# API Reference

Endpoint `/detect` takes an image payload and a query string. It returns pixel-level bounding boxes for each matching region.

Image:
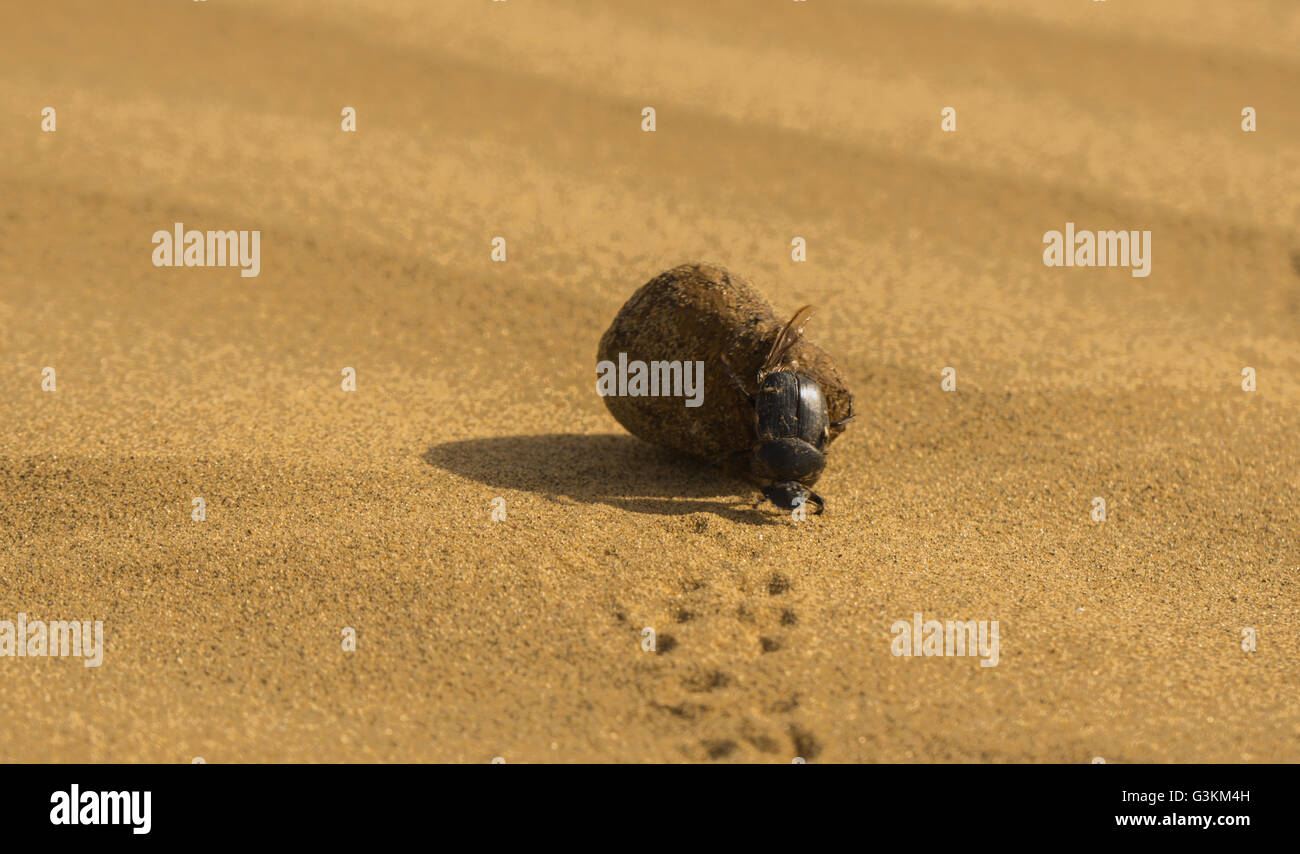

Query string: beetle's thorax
[751,437,826,486]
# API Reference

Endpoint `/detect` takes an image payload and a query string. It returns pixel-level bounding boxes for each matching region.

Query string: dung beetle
[721,305,853,515]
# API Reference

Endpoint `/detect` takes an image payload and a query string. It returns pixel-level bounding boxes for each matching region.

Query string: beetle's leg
[717,449,769,509]
[720,450,757,481]
[829,406,856,430]
[719,353,754,406]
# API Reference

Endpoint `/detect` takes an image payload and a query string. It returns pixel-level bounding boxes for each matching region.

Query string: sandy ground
[2,0,1298,763]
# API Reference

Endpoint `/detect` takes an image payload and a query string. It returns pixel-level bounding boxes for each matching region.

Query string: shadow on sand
[422,433,773,523]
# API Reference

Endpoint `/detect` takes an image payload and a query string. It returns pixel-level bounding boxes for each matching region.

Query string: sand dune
[1,0,1297,762]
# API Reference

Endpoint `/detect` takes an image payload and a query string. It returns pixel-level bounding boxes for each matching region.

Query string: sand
[1,0,1298,763]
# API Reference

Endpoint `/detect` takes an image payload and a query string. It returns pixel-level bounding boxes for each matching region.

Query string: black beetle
[721,305,852,515]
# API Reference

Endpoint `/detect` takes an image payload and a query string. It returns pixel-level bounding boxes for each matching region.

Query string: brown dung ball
[597,263,854,462]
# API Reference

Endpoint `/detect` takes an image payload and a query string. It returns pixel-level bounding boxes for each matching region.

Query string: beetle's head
[762,481,824,515]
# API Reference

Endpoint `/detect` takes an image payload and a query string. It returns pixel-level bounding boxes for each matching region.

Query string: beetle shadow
[422,433,775,524]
